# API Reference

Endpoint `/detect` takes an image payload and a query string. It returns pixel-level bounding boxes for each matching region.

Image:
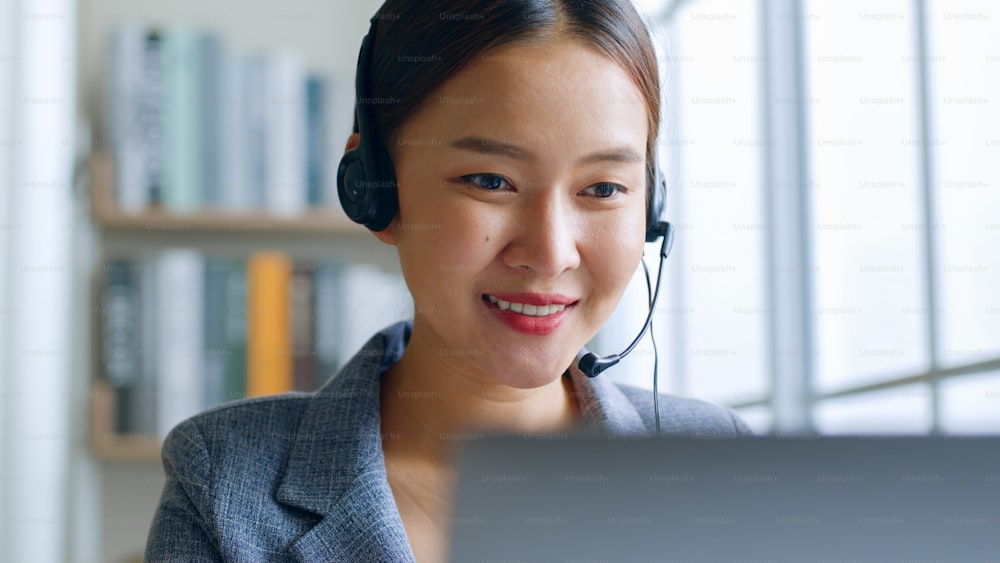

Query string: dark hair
[359,0,661,205]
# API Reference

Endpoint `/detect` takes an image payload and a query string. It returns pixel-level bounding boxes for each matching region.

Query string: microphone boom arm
[578,222,674,378]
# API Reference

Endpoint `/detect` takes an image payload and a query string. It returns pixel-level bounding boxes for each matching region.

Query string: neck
[380,326,581,461]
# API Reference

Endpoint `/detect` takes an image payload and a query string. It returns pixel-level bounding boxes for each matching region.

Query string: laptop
[449,433,1000,561]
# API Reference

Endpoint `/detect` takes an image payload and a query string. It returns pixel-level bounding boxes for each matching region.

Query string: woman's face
[379,38,649,389]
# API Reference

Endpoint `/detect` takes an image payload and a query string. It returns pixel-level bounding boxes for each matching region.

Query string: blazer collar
[277,322,414,562]
[565,349,649,437]
[275,321,648,560]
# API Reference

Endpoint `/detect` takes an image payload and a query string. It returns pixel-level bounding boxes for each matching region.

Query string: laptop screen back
[449,434,1000,561]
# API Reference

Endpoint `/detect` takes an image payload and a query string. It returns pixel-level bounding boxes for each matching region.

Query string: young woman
[146,1,752,561]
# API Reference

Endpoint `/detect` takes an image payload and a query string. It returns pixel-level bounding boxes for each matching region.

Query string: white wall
[0,0,12,555]
[0,0,78,562]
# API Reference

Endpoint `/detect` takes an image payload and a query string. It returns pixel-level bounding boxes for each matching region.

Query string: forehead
[399,38,649,154]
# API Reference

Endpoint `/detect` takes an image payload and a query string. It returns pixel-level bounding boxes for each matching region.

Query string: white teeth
[486,295,568,317]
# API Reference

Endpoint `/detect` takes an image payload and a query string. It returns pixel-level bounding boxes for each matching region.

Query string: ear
[371,217,398,246]
[344,132,361,152]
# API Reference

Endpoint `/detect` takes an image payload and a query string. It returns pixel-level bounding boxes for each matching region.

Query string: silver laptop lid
[449,434,1000,561]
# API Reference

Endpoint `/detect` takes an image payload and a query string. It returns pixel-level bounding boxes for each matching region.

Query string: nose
[499,193,581,278]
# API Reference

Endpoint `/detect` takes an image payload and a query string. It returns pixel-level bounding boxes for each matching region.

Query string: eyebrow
[449,136,644,165]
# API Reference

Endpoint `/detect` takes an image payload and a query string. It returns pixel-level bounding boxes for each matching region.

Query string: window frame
[653,0,1000,435]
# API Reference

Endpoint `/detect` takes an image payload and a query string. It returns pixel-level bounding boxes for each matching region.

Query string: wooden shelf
[90,380,161,462]
[86,153,393,460]
[89,152,367,235]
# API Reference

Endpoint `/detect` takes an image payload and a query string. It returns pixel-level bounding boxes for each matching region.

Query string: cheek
[395,192,497,304]
[586,209,647,303]
[595,241,643,295]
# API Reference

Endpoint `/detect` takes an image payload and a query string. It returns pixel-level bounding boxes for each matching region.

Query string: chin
[482,348,576,390]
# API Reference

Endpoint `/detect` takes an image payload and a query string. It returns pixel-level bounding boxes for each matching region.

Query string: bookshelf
[87,152,405,462]
[90,151,363,235]
[90,380,162,461]
[77,4,387,560]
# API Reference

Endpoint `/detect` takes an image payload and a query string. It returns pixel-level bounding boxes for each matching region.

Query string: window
[805,0,928,393]
[600,0,1000,436]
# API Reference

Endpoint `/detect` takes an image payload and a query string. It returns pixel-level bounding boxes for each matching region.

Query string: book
[199,33,224,209]
[291,262,317,391]
[107,24,148,213]
[305,76,326,207]
[224,260,248,401]
[155,249,205,438]
[101,259,141,433]
[243,55,268,211]
[220,51,252,212]
[161,27,204,214]
[313,260,343,383]
[129,257,158,437]
[247,252,293,397]
[203,258,230,407]
[141,29,165,206]
[264,51,308,217]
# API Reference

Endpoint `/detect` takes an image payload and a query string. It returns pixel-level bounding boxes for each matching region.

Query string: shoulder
[158,393,317,515]
[152,393,321,558]
[613,383,755,437]
[162,392,313,469]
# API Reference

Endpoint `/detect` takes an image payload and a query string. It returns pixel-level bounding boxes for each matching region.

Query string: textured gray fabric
[145,321,753,562]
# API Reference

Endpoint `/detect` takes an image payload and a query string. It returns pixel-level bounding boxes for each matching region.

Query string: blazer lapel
[275,323,416,562]
[285,462,413,562]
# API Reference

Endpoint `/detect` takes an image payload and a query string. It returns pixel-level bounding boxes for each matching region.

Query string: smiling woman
[382,38,649,394]
[144,1,753,562]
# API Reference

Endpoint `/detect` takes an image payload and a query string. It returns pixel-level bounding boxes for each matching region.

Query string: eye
[582,182,627,199]
[460,173,511,191]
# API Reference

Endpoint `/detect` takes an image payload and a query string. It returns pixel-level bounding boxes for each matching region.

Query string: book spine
[108,23,148,213]
[264,52,307,217]
[291,262,316,391]
[247,252,292,396]
[224,260,248,401]
[132,256,158,437]
[101,259,141,433]
[305,76,325,207]
[162,27,203,214]
[141,30,164,206]
[313,260,343,383]
[203,258,229,407]
[244,56,267,211]
[200,33,223,209]
[220,51,251,212]
[156,248,205,438]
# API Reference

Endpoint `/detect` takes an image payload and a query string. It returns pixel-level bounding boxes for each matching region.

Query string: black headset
[340,6,675,434]
[338,10,668,243]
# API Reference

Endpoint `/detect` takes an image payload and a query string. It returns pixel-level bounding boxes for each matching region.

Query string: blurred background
[0,0,996,561]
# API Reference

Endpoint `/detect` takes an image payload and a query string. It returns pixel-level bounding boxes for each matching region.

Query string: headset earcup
[645,167,667,243]
[367,157,398,232]
[338,149,377,227]
[336,146,398,232]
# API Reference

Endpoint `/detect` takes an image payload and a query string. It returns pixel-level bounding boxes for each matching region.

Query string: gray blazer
[145,321,753,562]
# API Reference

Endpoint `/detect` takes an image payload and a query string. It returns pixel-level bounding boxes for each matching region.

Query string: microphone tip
[578,353,601,378]
[577,352,621,378]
